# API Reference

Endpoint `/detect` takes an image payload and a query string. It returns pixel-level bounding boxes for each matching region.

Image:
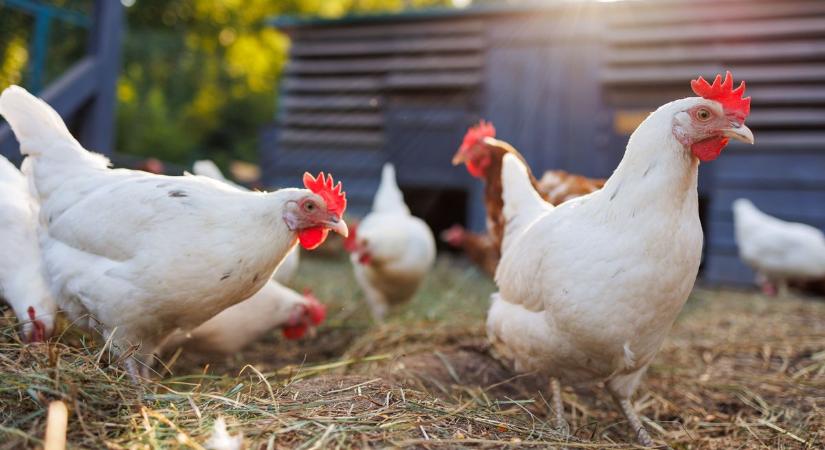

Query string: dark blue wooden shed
[264,0,825,285]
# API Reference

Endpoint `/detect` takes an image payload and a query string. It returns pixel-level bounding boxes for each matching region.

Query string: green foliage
[116,0,455,167]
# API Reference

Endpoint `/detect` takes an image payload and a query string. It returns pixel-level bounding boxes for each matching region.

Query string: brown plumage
[446,121,605,276]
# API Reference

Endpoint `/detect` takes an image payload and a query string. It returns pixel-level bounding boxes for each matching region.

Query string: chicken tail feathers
[193,159,227,181]
[0,85,107,169]
[501,154,552,249]
[372,162,410,214]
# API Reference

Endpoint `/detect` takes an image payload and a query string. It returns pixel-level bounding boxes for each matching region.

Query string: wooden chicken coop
[264,0,825,286]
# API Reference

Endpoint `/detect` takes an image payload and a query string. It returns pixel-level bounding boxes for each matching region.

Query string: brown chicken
[440,224,499,276]
[445,121,605,276]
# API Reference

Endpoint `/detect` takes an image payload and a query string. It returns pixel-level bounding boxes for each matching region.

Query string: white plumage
[156,161,316,356]
[0,155,56,341]
[160,280,317,355]
[733,198,825,294]
[489,93,753,446]
[192,159,300,284]
[0,86,347,377]
[349,163,436,321]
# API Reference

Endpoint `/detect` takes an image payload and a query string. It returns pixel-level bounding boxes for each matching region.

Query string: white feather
[205,417,243,450]
[160,280,308,355]
[192,159,300,283]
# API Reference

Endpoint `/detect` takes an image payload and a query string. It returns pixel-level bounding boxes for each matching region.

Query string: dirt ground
[1,255,823,449]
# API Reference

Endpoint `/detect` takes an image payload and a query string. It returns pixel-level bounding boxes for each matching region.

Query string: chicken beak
[451,150,466,166]
[722,123,754,145]
[326,217,348,237]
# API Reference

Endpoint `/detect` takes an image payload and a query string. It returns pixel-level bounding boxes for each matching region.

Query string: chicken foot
[610,390,657,448]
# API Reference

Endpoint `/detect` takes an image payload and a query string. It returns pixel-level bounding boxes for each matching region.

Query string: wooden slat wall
[601,0,825,285]
[266,18,483,217]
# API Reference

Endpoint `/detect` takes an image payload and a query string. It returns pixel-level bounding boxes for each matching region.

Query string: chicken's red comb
[691,71,750,122]
[303,172,346,218]
[460,120,496,151]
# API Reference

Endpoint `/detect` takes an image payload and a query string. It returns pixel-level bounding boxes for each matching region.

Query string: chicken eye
[304,202,316,212]
[696,108,712,121]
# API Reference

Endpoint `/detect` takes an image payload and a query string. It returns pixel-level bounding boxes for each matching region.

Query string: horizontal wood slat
[607,40,825,65]
[283,77,381,92]
[291,20,483,41]
[279,129,384,147]
[286,54,483,75]
[385,72,482,89]
[282,112,383,128]
[291,36,483,57]
[604,1,825,28]
[281,95,383,111]
[602,64,825,85]
[607,17,825,45]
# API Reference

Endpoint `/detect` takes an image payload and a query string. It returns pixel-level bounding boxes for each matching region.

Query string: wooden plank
[283,76,381,92]
[711,188,825,222]
[702,252,755,285]
[708,216,825,254]
[715,152,825,189]
[601,64,825,85]
[282,112,383,128]
[281,95,382,111]
[271,149,385,178]
[605,1,825,28]
[607,17,825,45]
[607,40,825,65]
[278,129,384,147]
[385,72,482,89]
[291,36,483,57]
[286,55,483,75]
[726,131,825,152]
[747,109,825,128]
[605,85,825,108]
[291,20,482,41]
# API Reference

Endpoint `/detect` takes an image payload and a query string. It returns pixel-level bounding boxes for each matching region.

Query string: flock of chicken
[0,71,818,447]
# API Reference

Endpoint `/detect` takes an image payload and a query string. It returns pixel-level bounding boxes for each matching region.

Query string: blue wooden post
[80,0,124,155]
[29,9,53,93]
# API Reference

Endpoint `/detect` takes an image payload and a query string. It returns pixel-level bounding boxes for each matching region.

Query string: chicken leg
[609,390,655,448]
[550,378,568,432]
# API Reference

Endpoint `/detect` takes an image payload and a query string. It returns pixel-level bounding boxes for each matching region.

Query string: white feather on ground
[205,417,243,450]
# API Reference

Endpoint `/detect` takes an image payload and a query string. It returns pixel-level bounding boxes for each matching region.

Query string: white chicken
[160,281,326,356]
[192,159,300,284]
[488,72,754,446]
[0,86,348,379]
[0,155,56,342]
[733,198,825,296]
[345,163,435,321]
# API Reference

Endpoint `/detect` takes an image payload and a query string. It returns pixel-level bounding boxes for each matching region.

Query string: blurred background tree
[117,0,457,169]
[0,0,460,169]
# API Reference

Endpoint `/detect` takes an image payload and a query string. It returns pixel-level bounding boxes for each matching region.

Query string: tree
[116,0,454,169]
